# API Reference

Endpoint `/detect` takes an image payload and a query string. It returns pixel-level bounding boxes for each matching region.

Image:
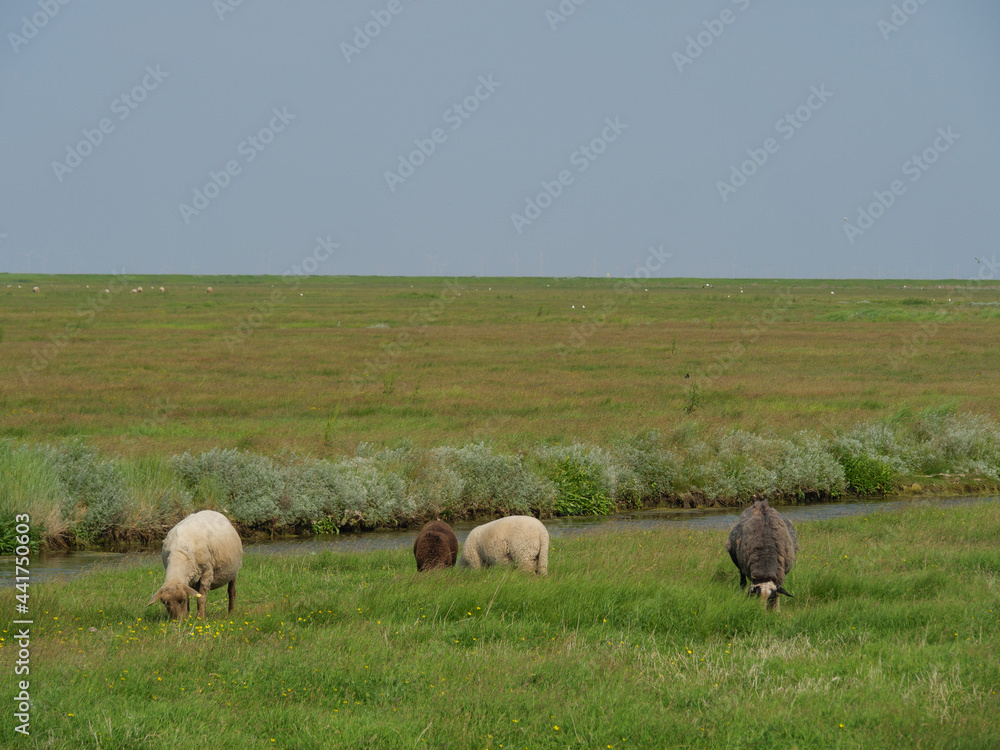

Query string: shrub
[49,439,130,539]
[613,431,679,506]
[701,431,779,503]
[547,457,614,516]
[773,432,846,500]
[911,411,1000,479]
[433,443,555,517]
[833,421,912,475]
[325,457,410,529]
[840,453,896,495]
[171,448,283,527]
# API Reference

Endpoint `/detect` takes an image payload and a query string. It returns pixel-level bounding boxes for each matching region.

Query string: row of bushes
[3,410,1000,550]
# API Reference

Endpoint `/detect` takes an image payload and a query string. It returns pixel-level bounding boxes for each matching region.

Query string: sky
[1,0,998,280]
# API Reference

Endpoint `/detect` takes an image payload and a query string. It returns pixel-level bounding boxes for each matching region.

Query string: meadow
[2,501,998,749]
[3,274,1000,548]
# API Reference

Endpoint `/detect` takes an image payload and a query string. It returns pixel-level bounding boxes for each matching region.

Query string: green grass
[3,275,1000,456]
[3,502,999,748]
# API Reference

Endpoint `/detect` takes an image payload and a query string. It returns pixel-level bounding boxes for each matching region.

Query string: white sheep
[159,286,165,292]
[206,286,213,293]
[32,286,39,293]
[147,510,243,620]
[459,515,549,574]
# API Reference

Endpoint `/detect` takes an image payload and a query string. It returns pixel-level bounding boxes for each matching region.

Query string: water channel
[3,493,996,586]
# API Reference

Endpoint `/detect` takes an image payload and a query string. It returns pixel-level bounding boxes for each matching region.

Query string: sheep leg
[228,578,237,612]
[739,573,747,589]
[196,575,213,618]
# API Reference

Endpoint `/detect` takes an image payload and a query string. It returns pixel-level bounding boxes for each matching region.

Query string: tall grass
[3,410,1000,550]
[3,502,998,748]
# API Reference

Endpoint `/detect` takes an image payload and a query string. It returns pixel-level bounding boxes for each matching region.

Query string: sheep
[147,510,243,620]
[459,515,548,575]
[413,520,459,571]
[136,286,143,293]
[159,286,165,292]
[725,499,798,610]
[206,286,213,293]
[32,286,39,293]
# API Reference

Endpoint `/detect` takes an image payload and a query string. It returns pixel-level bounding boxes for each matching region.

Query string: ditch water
[3,493,997,586]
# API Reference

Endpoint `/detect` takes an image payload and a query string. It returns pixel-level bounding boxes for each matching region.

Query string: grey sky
[2,1,998,279]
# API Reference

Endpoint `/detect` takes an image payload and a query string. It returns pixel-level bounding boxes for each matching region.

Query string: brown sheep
[413,520,459,571]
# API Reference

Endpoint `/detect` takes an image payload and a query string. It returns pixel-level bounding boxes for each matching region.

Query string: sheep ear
[147,589,164,606]
[186,586,201,598]
[776,586,793,597]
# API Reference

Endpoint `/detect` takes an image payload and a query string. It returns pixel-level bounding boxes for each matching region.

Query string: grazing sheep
[413,520,459,571]
[32,286,40,293]
[206,286,213,293]
[459,515,548,575]
[725,499,798,610]
[136,286,143,293]
[147,510,243,620]
[159,286,165,292]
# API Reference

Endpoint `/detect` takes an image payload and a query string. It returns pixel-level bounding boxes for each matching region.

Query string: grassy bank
[3,407,1000,551]
[3,502,998,748]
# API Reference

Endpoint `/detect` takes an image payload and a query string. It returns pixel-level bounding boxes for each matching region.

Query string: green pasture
[2,501,998,748]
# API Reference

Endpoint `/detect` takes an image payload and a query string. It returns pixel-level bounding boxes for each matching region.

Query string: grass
[3,275,1000,457]
[3,501,999,748]
[4,274,1000,548]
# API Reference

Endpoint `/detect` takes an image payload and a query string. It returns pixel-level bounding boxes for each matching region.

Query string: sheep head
[148,582,201,620]
[748,581,792,610]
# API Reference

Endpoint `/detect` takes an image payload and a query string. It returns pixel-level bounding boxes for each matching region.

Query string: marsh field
[3,275,1000,748]
[4,274,1000,454]
[3,274,1000,548]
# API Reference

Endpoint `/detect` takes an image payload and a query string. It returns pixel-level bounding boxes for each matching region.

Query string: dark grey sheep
[725,499,798,610]
[413,520,459,571]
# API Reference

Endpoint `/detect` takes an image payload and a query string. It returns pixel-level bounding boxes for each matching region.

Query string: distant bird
[975,257,982,264]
